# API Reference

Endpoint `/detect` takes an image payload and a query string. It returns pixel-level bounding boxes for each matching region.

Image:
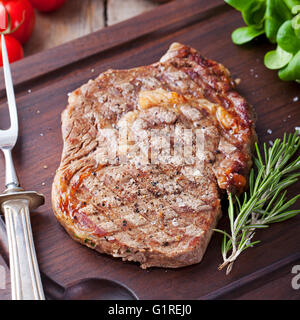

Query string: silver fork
[0,34,45,300]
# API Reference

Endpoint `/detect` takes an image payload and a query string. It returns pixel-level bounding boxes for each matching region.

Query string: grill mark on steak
[79,164,211,238]
[60,156,220,258]
[52,43,256,268]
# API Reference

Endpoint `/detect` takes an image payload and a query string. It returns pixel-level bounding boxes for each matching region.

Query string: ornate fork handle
[0,34,45,300]
[1,194,45,300]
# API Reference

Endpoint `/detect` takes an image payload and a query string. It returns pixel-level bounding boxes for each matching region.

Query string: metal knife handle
[3,198,45,300]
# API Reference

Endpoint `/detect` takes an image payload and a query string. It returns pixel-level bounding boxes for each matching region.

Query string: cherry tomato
[29,0,67,12]
[0,0,35,44]
[0,35,24,66]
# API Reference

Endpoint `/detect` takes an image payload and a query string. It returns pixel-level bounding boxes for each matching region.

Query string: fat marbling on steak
[52,43,256,268]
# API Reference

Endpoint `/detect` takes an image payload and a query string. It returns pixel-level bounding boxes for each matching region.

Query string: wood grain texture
[0,0,299,300]
[24,0,162,56]
[0,0,222,92]
[24,0,105,56]
[107,0,158,26]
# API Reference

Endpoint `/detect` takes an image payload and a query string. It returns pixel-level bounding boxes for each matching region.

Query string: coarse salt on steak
[52,43,256,268]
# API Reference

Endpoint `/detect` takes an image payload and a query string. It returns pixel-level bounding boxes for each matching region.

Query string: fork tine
[1,34,18,136]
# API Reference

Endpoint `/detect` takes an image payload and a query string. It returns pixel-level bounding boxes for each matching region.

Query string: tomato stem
[0,6,25,35]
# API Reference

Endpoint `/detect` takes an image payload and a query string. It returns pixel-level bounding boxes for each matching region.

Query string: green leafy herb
[232,26,265,45]
[279,51,300,80]
[242,1,266,26]
[277,20,300,54]
[265,0,292,42]
[224,0,250,12]
[214,132,300,275]
[292,5,300,37]
[264,45,293,69]
[225,0,300,82]
[285,0,300,10]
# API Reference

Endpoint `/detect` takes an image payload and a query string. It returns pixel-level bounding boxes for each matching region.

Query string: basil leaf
[278,51,300,80]
[265,0,292,42]
[224,0,250,11]
[264,46,293,69]
[277,20,300,53]
[242,1,266,26]
[232,26,265,45]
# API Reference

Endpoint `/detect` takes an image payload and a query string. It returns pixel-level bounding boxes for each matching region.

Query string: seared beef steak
[52,43,256,268]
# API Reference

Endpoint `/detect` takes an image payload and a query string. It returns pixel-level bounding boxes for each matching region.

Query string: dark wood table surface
[0,0,299,300]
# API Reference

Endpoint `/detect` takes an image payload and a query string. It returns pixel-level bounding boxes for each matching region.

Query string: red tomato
[0,35,24,66]
[29,0,67,12]
[0,0,35,44]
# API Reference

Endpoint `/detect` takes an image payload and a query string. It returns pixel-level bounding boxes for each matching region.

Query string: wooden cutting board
[0,0,299,300]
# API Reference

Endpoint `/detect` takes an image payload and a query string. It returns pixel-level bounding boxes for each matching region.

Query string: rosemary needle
[214,132,300,275]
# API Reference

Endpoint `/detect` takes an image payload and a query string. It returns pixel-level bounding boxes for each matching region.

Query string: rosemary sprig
[214,132,300,275]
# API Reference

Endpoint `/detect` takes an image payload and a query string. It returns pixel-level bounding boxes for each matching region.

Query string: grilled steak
[52,43,256,268]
